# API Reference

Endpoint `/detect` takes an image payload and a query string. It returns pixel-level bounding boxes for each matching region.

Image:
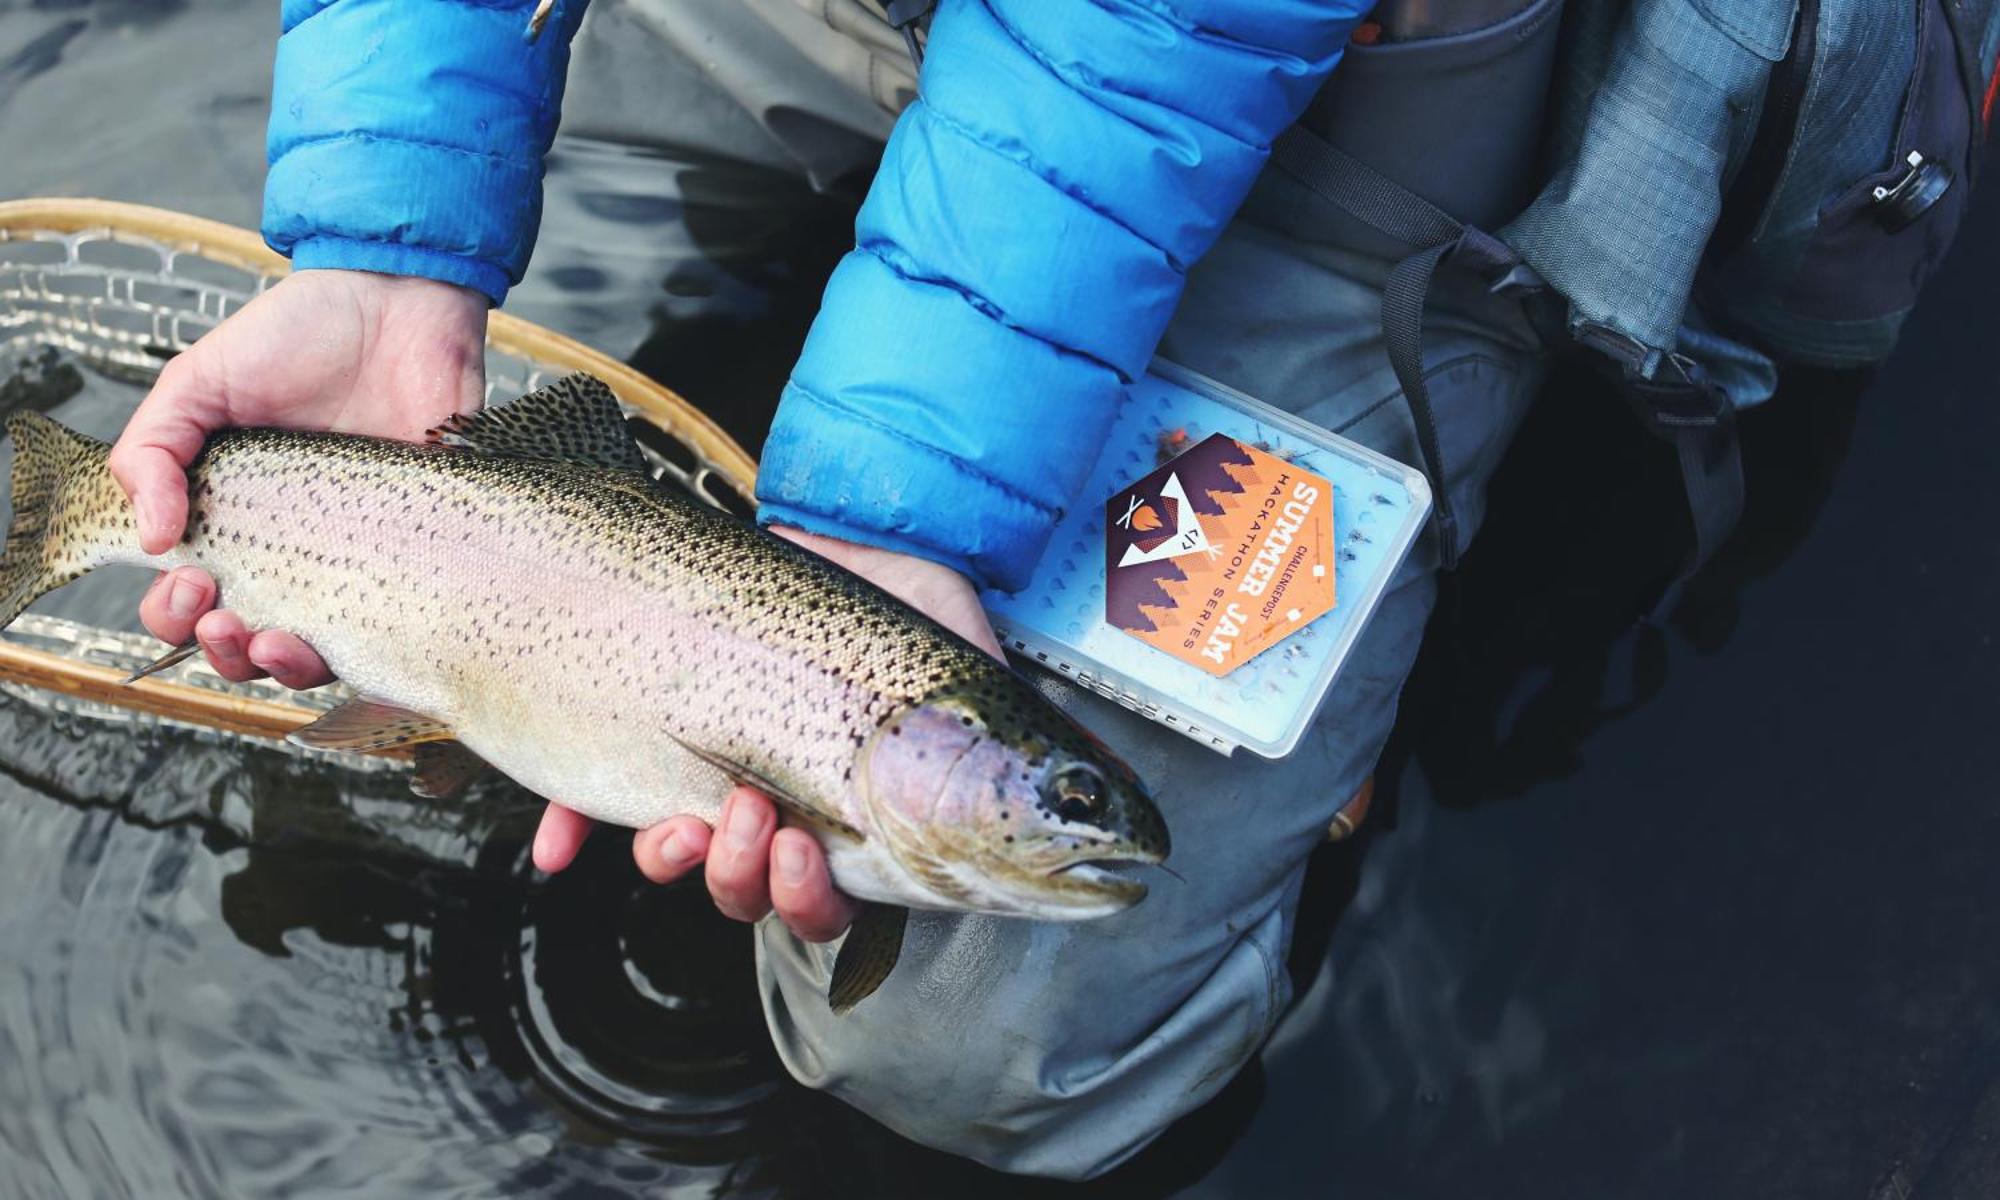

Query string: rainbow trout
[0,375,1169,1009]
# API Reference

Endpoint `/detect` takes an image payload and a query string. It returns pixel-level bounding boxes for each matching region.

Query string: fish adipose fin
[410,740,491,799]
[288,697,455,752]
[425,374,649,473]
[829,902,908,1015]
[666,733,864,839]
[2,411,123,630]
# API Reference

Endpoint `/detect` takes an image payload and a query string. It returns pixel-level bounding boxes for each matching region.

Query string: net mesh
[0,219,753,515]
[0,207,757,751]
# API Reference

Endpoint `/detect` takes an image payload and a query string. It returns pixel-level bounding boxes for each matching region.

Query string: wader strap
[1273,125,1532,568]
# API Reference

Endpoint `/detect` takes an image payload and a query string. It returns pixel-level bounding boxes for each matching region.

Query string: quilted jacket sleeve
[754,0,1368,591]
[262,0,588,305]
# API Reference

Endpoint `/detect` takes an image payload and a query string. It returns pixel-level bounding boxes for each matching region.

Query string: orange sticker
[1105,434,1336,676]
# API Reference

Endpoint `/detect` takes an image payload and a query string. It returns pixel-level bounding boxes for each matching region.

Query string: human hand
[112,270,488,688]
[533,527,1008,943]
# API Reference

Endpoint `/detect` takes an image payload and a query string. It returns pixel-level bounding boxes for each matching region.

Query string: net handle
[0,197,760,501]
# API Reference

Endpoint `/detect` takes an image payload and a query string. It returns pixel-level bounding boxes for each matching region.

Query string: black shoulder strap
[1271,123,1744,609]
[1272,125,1530,569]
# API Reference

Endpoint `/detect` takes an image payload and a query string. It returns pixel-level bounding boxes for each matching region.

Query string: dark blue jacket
[265,0,1368,590]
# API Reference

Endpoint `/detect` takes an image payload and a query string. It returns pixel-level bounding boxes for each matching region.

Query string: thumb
[107,360,221,555]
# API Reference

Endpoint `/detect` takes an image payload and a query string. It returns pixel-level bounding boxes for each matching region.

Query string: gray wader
[548,0,1560,1179]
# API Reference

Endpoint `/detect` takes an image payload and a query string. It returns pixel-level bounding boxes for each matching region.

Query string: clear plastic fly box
[981,360,1432,759]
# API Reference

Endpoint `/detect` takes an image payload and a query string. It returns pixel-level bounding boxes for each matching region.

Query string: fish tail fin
[2,411,121,628]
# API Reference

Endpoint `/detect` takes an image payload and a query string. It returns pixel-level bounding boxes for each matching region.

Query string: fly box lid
[981,360,1432,759]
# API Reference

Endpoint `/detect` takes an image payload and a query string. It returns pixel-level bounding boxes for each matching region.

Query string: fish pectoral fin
[120,638,200,685]
[665,733,863,839]
[425,373,649,474]
[828,902,908,1016]
[410,740,491,799]
[287,697,455,753]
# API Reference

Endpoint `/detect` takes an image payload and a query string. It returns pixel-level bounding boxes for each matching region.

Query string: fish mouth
[1049,861,1149,904]
[1043,848,1165,907]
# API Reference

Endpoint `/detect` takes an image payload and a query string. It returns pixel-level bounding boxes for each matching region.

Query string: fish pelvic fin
[828,902,908,1016]
[666,733,864,840]
[287,697,455,753]
[426,373,649,473]
[410,739,491,799]
[2,411,122,629]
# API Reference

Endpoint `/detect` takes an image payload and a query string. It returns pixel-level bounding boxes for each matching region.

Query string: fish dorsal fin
[425,373,648,472]
[288,697,455,752]
[829,903,908,1015]
[666,733,863,839]
[410,740,491,799]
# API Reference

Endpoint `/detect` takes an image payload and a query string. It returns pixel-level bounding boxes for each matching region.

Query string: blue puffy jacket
[265,0,1368,590]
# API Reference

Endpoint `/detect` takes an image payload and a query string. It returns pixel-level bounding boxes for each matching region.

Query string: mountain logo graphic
[1114,471,1214,567]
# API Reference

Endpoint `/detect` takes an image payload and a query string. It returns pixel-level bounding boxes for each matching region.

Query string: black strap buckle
[1624,353,1734,437]
[1574,323,1733,437]
[883,0,935,67]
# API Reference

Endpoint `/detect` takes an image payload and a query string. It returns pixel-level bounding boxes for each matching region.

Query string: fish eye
[1044,765,1105,824]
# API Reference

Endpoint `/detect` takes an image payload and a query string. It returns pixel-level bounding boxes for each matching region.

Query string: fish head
[856,679,1170,919]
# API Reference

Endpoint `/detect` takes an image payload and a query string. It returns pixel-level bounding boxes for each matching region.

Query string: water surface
[4,4,1999,1197]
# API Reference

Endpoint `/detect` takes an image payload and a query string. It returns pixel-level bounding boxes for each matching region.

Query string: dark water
[4,3,2000,1197]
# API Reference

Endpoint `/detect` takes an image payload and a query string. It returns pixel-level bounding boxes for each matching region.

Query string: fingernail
[132,492,156,541]
[166,577,202,620]
[659,828,698,869]
[199,631,240,666]
[774,839,807,885]
[723,799,763,851]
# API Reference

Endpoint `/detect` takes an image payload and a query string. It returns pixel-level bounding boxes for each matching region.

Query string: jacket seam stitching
[979,0,1262,154]
[913,100,1186,272]
[274,129,541,170]
[779,382,1062,518]
[1091,0,1316,65]
[854,241,1133,381]
[293,234,495,266]
[284,0,535,36]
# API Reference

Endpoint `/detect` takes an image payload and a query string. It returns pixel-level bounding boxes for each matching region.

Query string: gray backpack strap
[1272,125,1535,569]
[1273,120,1745,607]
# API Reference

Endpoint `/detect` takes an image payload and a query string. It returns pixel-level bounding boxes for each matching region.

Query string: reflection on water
[0,687,827,1197]
[5,2,2000,1198]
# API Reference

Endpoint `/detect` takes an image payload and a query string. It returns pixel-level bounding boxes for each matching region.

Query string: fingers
[584,788,859,943]
[193,609,263,683]
[140,568,215,645]
[767,828,857,943]
[632,816,712,884]
[533,803,593,873]
[245,630,336,690]
[108,359,220,555]
[705,787,776,922]
[141,569,333,689]
[701,789,857,941]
